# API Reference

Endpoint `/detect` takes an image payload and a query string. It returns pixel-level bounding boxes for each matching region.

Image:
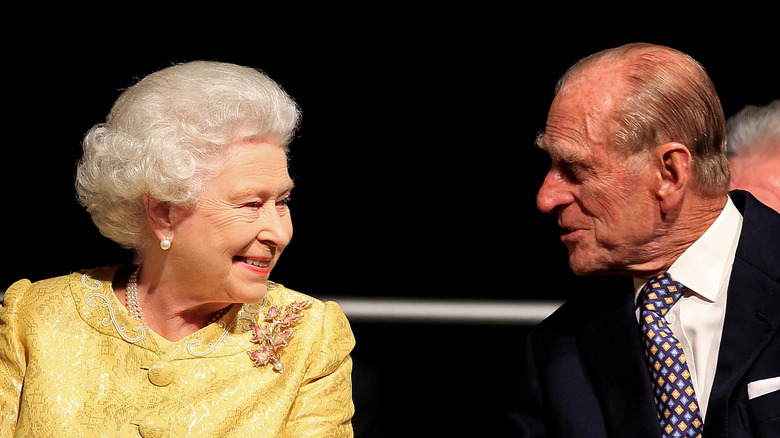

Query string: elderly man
[509,43,780,438]
[727,100,780,213]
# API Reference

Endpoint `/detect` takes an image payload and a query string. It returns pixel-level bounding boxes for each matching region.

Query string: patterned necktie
[640,272,704,438]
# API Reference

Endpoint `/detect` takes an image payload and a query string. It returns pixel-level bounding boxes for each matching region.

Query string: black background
[2,15,777,436]
[4,26,776,299]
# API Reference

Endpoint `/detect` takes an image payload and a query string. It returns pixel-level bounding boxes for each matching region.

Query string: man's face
[729,143,780,213]
[536,70,658,276]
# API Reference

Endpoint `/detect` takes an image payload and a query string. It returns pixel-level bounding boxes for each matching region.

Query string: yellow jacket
[0,266,354,437]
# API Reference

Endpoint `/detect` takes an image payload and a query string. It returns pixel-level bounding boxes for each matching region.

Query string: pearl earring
[160,236,172,250]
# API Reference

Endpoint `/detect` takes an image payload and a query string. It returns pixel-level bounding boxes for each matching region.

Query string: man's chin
[567,254,601,277]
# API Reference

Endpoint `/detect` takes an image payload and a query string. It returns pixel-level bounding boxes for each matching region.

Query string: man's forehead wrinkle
[543,110,592,161]
[541,60,629,168]
[550,78,624,155]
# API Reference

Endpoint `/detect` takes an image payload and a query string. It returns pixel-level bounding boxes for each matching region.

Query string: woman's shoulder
[264,281,349,321]
[2,266,121,313]
[3,271,84,306]
[262,282,351,338]
[265,281,321,309]
[259,282,354,372]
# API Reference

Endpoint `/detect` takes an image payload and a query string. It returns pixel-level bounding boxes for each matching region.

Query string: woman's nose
[257,208,293,248]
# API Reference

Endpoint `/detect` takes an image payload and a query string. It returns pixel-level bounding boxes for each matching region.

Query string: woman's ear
[655,142,692,213]
[144,193,174,243]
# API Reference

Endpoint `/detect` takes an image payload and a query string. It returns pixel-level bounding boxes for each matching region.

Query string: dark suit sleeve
[504,329,546,437]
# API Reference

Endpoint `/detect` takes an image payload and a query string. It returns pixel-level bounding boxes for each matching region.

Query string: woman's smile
[237,256,273,275]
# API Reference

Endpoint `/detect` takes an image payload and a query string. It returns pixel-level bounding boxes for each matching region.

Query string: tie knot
[642,272,684,315]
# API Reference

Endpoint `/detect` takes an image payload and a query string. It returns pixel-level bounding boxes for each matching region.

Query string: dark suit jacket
[507,191,780,437]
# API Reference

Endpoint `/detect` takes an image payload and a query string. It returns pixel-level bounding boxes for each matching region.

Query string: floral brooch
[247,300,312,373]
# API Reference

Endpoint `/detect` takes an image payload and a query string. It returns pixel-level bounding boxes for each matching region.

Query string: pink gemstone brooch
[247,300,312,373]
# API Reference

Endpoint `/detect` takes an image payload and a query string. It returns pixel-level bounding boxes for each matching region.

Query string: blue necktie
[640,272,704,438]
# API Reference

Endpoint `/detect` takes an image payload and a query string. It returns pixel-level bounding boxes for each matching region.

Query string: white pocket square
[747,376,780,400]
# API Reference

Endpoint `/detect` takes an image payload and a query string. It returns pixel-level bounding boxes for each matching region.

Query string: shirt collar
[634,197,743,302]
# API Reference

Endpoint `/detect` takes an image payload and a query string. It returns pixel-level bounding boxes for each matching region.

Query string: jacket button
[148,361,175,386]
[138,415,166,438]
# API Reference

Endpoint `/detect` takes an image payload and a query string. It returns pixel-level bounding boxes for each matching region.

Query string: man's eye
[277,197,291,209]
[562,163,585,181]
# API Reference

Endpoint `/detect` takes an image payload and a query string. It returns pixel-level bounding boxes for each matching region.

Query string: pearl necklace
[125,265,232,326]
[125,267,145,324]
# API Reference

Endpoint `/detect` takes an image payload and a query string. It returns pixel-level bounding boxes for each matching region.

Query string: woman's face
[167,139,294,304]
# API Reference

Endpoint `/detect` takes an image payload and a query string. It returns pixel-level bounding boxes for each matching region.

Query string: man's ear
[144,193,174,243]
[655,142,692,213]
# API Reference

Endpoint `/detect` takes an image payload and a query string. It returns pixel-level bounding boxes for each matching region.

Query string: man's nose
[536,169,573,214]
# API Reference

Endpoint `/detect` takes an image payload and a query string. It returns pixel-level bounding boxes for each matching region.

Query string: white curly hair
[75,61,301,251]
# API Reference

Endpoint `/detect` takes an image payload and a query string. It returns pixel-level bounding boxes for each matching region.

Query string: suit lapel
[706,191,780,434]
[706,258,780,431]
[576,292,660,438]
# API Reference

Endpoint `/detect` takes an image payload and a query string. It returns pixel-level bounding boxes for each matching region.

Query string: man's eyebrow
[535,131,548,151]
[281,180,296,195]
[557,149,587,165]
[535,132,586,165]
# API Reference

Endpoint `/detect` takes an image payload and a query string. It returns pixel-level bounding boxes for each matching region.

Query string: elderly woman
[0,61,355,437]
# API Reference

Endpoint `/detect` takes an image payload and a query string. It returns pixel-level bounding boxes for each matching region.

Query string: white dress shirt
[634,197,743,421]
